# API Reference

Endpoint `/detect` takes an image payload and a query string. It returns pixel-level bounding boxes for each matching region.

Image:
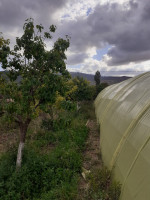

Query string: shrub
[85,167,121,200]
[0,148,81,200]
[70,77,96,101]
[95,82,109,97]
[0,113,88,200]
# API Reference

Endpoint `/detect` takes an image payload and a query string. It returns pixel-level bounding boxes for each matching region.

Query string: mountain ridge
[0,71,131,85]
[70,72,131,85]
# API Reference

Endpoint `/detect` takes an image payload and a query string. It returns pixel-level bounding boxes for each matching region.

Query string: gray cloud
[66,52,88,65]
[1,0,150,68]
[58,0,150,66]
[106,0,150,65]
[107,48,150,65]
[0,0,68,43]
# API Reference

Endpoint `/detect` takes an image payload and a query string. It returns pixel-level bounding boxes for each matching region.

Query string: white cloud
[59,0,99,21]
[86,47,97,57]
[58,0,129,23]
[1,0,150,77]
[67,56,150,77]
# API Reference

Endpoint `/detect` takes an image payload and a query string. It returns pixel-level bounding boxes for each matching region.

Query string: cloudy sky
[0,0,150,76]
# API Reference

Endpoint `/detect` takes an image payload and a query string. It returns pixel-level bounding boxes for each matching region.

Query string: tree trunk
[16,142,25,169]
[77,102,81,111]
[16,119,30,170]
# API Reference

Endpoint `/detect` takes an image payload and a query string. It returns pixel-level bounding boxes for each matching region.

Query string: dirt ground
[0,128,18,153]
[0,113,102,196]
[78,119,101,197]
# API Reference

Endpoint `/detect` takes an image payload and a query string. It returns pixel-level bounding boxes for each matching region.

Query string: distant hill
[0,71,131,85]
[70,72,131,85]
[0,71,21,82]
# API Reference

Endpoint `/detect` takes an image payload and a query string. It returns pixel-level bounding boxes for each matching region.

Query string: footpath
[78,119,101,198]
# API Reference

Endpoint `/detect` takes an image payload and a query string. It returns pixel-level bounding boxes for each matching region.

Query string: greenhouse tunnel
[95,72,150,200]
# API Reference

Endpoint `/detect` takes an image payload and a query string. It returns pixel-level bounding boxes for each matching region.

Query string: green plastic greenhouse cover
[95,72,150,200]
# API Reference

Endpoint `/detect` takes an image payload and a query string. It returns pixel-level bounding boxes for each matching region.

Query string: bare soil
[78,119,101,197]
[0,128,18,153]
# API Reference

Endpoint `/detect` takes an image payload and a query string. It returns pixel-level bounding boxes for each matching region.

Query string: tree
[69,76,95,101]
[94,70,101,87]
[0,32,9,47]
[0,33,9,62]
[96,82,109,95]
[0,18,70,169]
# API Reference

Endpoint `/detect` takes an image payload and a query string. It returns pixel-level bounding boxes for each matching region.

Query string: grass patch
[0,101,121,200]
[0,102,89,200]
[79,101,96,120]
[82,167,121,200]
[0,148,80,200]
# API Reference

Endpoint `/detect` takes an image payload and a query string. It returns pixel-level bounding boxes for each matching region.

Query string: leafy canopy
[0,18,70,123]
[0,33,10,62]
[69,76,95,101]
[94,70,101,86]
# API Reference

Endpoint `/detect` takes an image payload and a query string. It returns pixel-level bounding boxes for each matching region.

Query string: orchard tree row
[0,18,71,169]
[0,18,108,169]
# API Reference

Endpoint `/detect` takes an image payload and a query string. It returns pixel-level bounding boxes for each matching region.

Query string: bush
[89,167,111,191]
[35,177,78,200]
[71,77,96,101]
[94,82,109,98]
[0,112,88,200]
[41,116,72,131]
[0,147,81,200]
[85,167,121,200]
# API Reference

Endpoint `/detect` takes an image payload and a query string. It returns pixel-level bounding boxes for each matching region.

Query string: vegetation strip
[77,109,121,200]
[0,103,89,200]
[0,18,120,200]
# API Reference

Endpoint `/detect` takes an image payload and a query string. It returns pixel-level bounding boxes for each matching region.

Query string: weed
[0,147,82,200]
[108,180,121,200]
[0,101,120,200]
[0,103,89,200]
[79,101,96,120]
[84,166,121,200]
